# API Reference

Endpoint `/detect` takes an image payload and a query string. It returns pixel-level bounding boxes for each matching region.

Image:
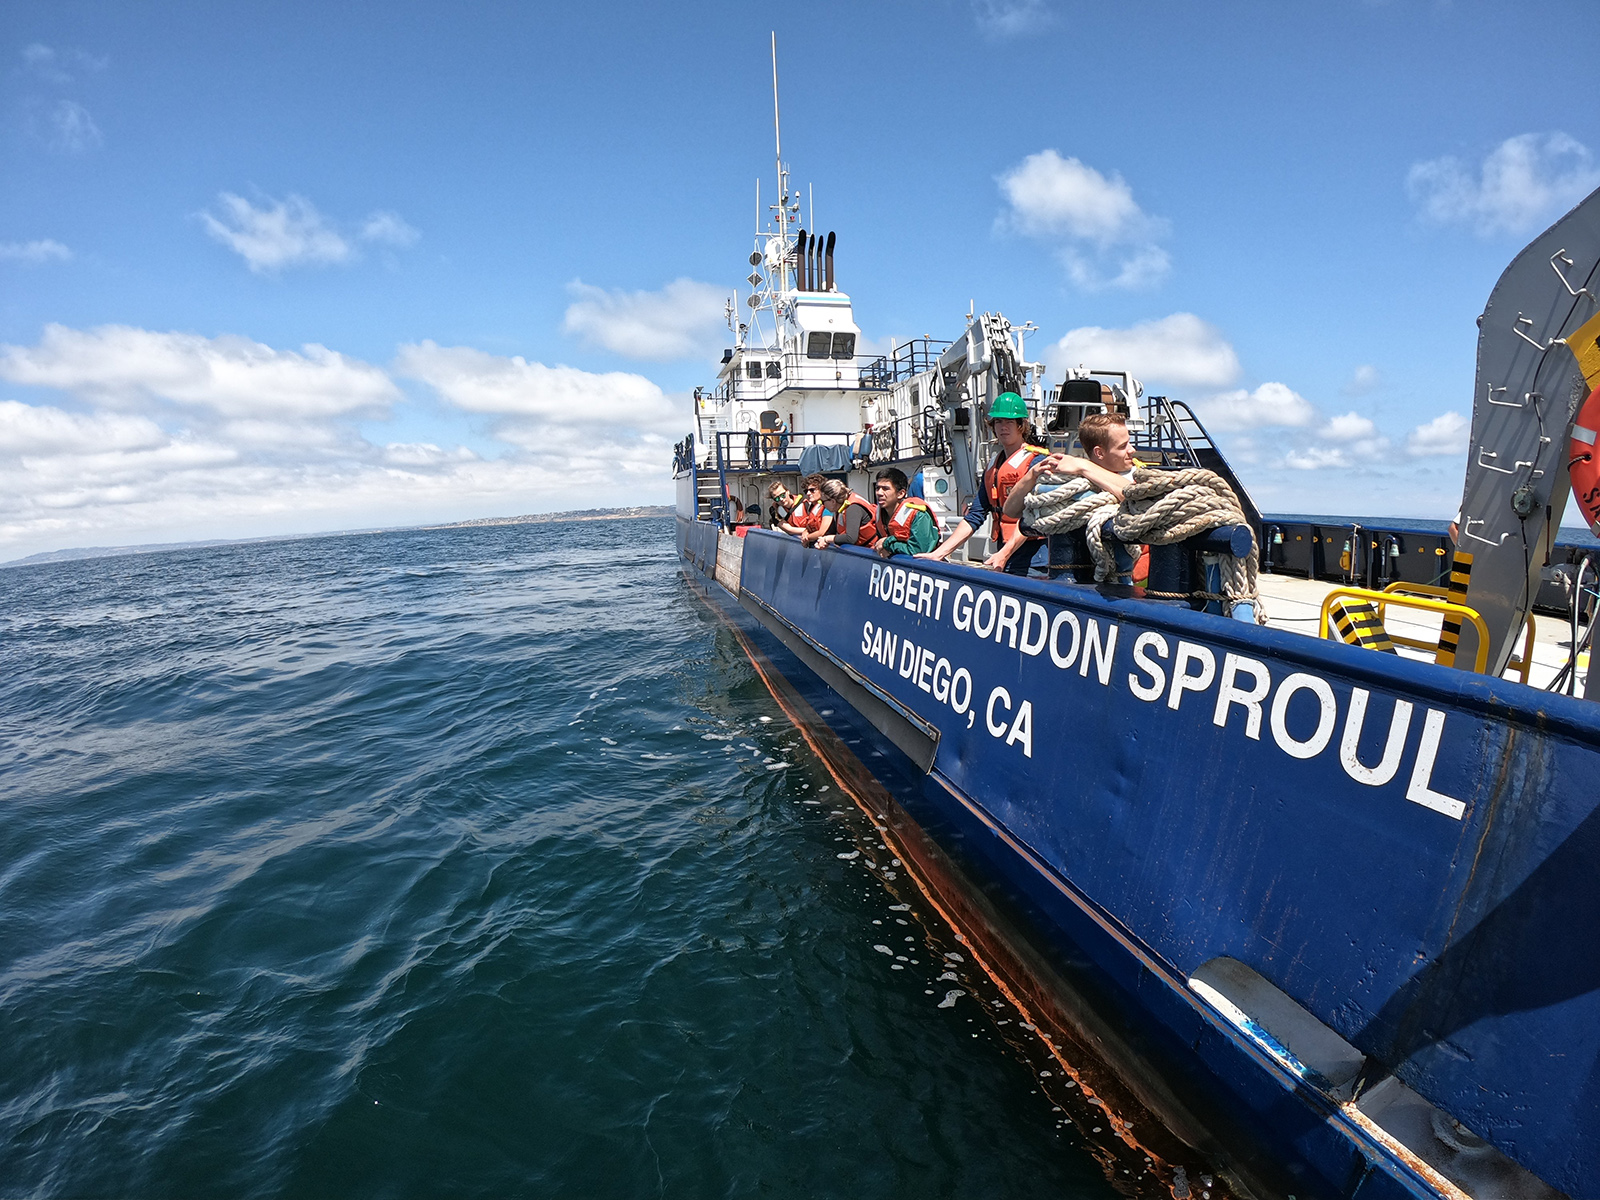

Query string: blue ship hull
[680,518,1600,1200]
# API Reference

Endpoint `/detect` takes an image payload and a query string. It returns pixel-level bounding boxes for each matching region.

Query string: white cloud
[199,193,352,273]
[1343,364,1380,396]
[1320,412,1379,442]
[972,0,1056,40]
[22,43,62,80]
[21,43,107,84]
[1226,409,1392,471]
[1064,244,1170,291]
[1408,133,1600,236]
[998,150,1169,290]
[0,400,167,456]
[382,442,476,467]
[1192,382,1317,432]
[0,324,398,419]
[360,211,420,247]
[1052,313,1239,388]
[1300,411,1390,466]
[1283,446,1353,470]
[561,278,727,361]
[396,341,684,483]
[396,341,675,426]
[0,239,71,264]
[33,99,101,153]
[1000,151,1147,243]
[1406,410,1469,458]
[199,194,421,272]
[0,325,688,560]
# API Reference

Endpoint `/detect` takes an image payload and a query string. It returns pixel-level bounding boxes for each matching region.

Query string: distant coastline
[423,505,673,530]
[0,506,676,569]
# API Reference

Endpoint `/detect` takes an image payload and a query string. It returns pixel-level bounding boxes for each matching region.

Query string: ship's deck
[1255,572,1586,692]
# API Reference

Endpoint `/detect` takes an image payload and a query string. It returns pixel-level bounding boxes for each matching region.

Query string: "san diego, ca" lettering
[862,563,1465,819]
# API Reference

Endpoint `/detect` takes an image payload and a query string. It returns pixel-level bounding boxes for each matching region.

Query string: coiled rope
[1020,466,1266,622]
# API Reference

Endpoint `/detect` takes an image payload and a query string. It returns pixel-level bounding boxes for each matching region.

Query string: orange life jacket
[835,493,879,544]
[794,499,826,533]
[983,443,1047,544]
[884,497,936,542]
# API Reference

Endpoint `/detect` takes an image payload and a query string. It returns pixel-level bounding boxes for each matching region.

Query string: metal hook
[1513,313,1568,353]
[1485,384,1520,408]
[1551,249,1598,302]
[1462,516,1511,547]
[1476,448,1542,477]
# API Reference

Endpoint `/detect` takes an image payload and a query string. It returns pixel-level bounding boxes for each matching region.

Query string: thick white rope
[1018,478,1123,581]
[1020,466,1265,621]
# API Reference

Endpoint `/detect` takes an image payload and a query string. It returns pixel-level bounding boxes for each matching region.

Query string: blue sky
[2,0,1598,559]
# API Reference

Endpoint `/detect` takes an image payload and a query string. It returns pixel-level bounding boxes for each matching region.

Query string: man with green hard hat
[918,391,1048,575]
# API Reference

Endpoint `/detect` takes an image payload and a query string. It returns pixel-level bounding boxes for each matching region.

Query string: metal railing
[1133,396,1212,468]
[702,349,880,408]
[859,338,952,389]
[1380,583,1539,683]
[714,429,857,473]
[866,408,950,469]
[1318,586,1491,674]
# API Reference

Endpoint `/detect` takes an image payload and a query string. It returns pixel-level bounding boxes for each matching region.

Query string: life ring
[1571,384,1600,538]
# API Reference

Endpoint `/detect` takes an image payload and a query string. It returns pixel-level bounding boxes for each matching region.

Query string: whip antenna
[771,33,782,190]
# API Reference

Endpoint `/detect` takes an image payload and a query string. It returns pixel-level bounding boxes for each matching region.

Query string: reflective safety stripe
[1575,424,1598,446]
[843,495,880,545]
[1330,599,1397,654]
[886,498,937,542]
[1435,550,1474,669]
[984,443,1047,545]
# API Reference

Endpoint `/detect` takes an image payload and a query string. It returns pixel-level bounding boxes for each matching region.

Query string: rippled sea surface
[0,516,1124,1199]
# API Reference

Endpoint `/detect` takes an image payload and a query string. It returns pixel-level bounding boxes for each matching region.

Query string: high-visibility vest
[794,499,826,532]
[837,493,880,544]
[884,497,937,542]
[983,443,1046,544]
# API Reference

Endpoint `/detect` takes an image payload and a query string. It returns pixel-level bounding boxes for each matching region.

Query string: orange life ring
[1571,384,1600,537]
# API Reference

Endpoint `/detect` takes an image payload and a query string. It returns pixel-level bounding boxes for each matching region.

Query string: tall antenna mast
[771,32,782,195]
[770,32,790,288]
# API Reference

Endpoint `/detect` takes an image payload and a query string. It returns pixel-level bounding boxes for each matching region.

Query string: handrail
[1507,615,1539,685]
[1319,586,1490,674]
[714,429,856,472]
[1382,582,1449,599]
[1380,581,1537,681]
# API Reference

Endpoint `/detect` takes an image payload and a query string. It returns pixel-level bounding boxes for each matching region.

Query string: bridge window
[806,332,832,359]
[765,360,781,379]
[831,333,856,360]
[746,361,762,380]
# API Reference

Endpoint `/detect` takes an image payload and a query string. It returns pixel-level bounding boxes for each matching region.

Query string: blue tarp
[797,442,854,477]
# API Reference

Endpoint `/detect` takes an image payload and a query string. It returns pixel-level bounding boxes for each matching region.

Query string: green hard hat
[988,391,1028,421]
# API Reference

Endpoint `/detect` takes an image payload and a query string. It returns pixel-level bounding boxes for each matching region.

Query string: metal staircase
[1136,396,1262,527]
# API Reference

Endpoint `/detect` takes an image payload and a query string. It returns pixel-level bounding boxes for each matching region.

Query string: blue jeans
[1003,539,1045,576]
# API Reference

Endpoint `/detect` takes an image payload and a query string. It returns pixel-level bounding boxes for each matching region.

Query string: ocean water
[0,516,1140,1199]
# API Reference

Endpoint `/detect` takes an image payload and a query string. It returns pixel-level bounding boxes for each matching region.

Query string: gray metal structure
[1458,186,1600,676]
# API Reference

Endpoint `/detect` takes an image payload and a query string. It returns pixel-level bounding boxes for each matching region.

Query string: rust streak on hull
[685,569,1239,1199]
